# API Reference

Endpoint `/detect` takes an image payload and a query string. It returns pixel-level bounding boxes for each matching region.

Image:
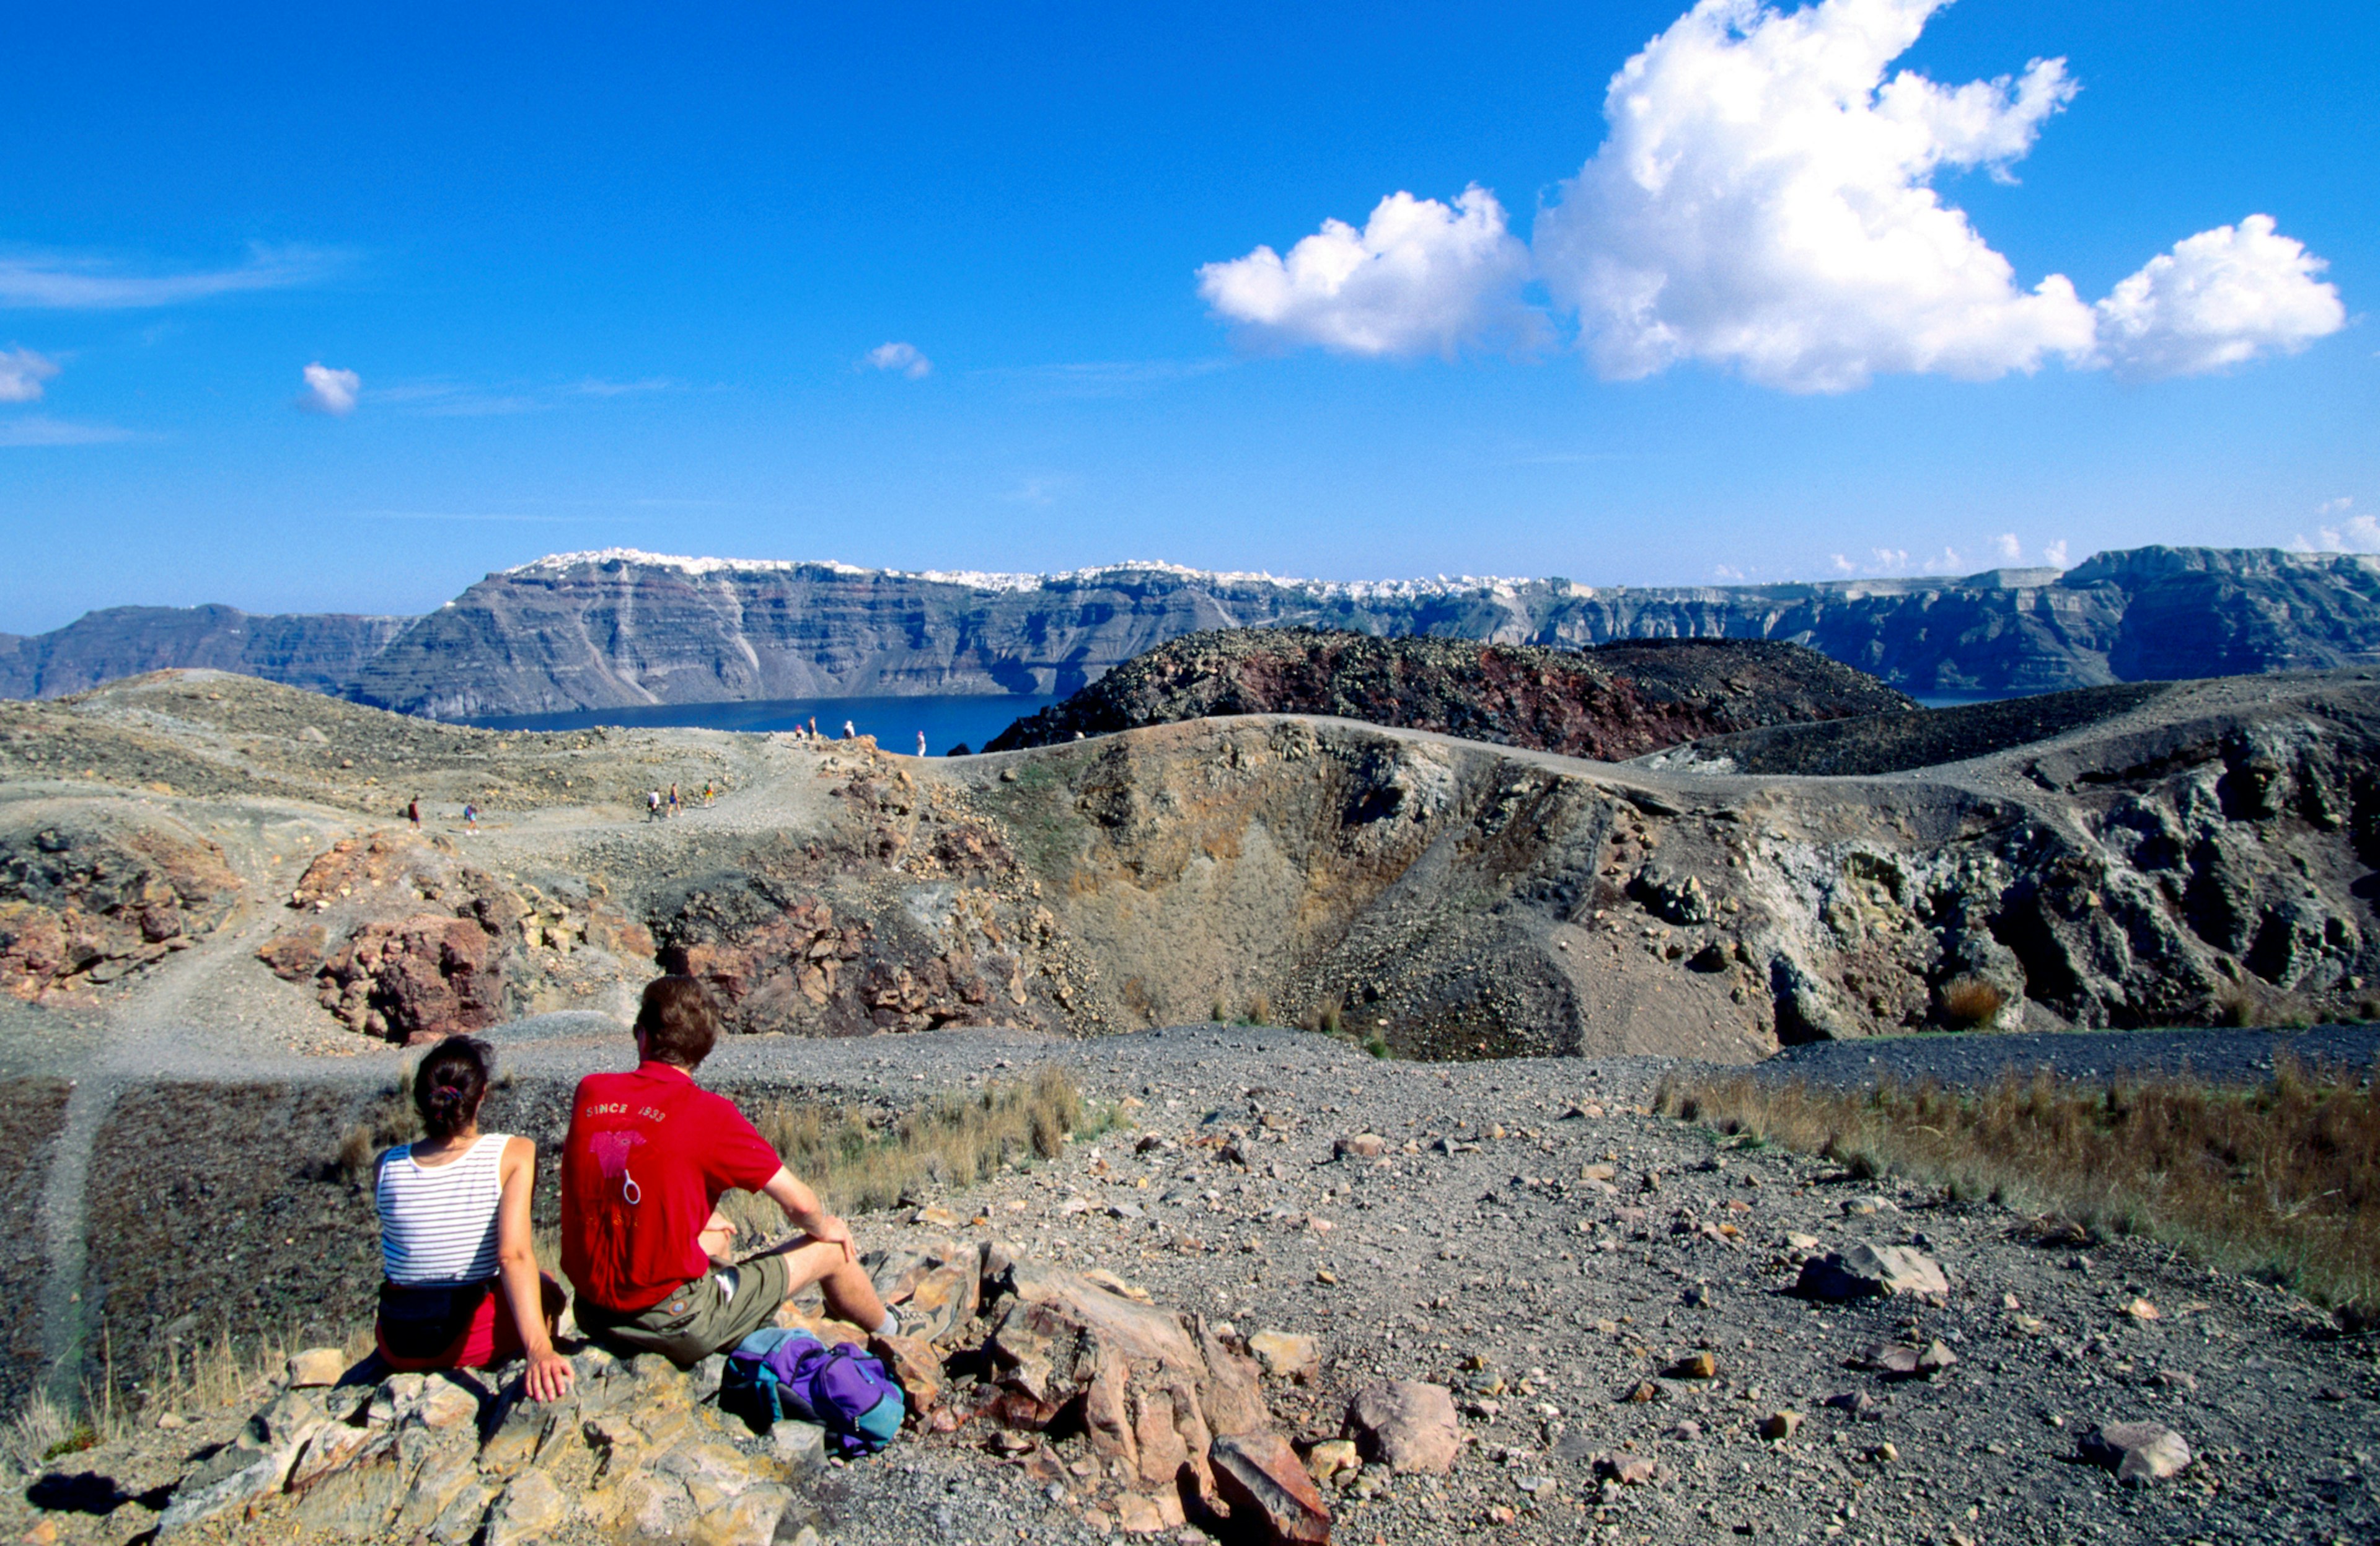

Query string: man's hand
[524,1348,575,1404]
[804,1213,857,1263]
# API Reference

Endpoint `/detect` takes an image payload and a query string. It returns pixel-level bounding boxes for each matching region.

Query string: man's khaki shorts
[580,1250,793,1367]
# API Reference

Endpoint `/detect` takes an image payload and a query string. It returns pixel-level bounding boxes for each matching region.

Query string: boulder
[156,1387,327,1535]
[1794,1242,1949,1302]
[485,1470,567,1546]
[286,1346,352,1388]
[1248,1330,1320,1383]
[870,1332,945,1415]
[1333,1134,1388,1160]
[2081,1421,2192,1485]
[1342,1382,1460,1475]
[1211,1431,1333,1545]
[1853,1340,1956,1379]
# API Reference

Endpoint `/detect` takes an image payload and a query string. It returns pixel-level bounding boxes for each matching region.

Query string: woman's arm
[496,1136,573,1403]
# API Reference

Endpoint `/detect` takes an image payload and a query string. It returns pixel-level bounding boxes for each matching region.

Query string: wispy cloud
[865,341,932,379]
[1002,475,1064,506]
[987,357,1235,400]
[348,508,642,524]
[565,376,677,398]
[0,415,135,446]
[298,362,361,415]
[0,347,60,403]
[0,244,336,310]
[371,375,682,417]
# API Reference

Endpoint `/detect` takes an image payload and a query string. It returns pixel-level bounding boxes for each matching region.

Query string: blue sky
[0,0,2371,632]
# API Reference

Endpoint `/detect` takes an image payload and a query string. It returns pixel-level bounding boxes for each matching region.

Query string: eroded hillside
[6,668,2379,1068]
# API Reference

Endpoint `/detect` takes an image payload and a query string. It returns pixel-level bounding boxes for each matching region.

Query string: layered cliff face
[981,630,1914,756]
[0,604,410,699]
[6,546,2379,716]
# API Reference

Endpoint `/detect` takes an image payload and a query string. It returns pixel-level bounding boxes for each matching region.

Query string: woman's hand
[524,1347,575,1403]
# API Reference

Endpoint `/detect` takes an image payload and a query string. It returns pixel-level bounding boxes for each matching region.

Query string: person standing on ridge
[915,731,927,758]
[407,798,421,830]
[843,719,857,740]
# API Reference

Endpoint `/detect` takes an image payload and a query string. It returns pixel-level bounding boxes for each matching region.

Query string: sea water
[463,694,1060,756]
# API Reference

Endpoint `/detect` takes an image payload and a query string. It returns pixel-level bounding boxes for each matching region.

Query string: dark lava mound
[982,629,1913,759]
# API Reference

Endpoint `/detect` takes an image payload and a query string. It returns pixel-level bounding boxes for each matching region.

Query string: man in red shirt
[562,976,892,1365]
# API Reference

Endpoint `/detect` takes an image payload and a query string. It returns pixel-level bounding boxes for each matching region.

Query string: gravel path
[1760,1024,2380,1092]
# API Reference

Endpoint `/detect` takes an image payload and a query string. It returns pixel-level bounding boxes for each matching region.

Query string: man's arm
[758,1167,855,1261]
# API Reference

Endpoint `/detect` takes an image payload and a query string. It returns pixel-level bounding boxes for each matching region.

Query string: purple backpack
[723,1327,906,1455]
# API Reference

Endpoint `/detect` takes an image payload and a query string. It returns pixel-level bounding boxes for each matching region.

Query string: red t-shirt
[560,1061,783,1313]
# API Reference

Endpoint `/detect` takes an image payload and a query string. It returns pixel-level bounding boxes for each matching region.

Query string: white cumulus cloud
[0,347,60,403]
[1196,187,1536,358]
[2092,215,2347,381]
[1196,0,2345,392]
[2043,539,2069,568]
[299,362,361,415]
[865,342,932,379]
[1993,532,2022,561]
[1536,0,2093,391]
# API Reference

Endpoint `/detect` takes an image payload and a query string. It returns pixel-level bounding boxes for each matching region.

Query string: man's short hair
[635,976,720,1068]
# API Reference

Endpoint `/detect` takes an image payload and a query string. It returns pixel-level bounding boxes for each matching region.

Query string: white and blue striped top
[376,1132,507,1286]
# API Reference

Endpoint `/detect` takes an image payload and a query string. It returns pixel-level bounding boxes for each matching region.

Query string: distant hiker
[373,1037,573,1402]
[647,789,663,822]
[808,716,818,737]
[843,719,857,740]
[916,731,927,758]
[560,977,895,1367]
[462,802,479,831]
[407,798,421,830]
[703,782,715,806]
[668,783,680,817]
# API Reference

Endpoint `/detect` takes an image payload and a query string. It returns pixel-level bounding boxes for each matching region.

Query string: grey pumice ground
[742,1026,2377,1546]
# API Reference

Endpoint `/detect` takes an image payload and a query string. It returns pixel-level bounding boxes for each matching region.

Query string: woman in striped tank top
[375,1038,573,1402]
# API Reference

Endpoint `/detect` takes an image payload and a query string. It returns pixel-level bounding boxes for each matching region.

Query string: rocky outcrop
[981,630,1913,756]
[0,804,240,999]
[257,833,528,1041]
[148,1241,1328,1546]
[13,546,2380,716]
[650,750,1096,1038]
[157,1349,811,1545]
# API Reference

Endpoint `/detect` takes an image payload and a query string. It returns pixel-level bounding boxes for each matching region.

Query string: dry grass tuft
[732,1066,1108,1229]
[6,1389,79,1469]
[1937,976,2006,1029]
[328,1087,422,1185]
[1656,1056,2380,1322]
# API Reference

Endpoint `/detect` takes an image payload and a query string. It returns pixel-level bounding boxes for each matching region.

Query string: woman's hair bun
[411,1036,494,1141]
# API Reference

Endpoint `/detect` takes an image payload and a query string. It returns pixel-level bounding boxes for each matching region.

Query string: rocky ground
[6,1027,2378,1545]
[981,631,1913,758]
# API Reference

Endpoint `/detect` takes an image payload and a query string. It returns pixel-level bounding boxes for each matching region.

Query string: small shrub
[2214,985,2263,1028]
[1364,1031,1390,1059]
[1939,976,2006,1030]
[1240,994,1272,1027]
